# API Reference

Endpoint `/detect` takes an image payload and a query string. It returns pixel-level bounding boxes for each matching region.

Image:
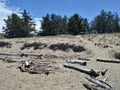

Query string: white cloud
[34,18,42,31]
[0,0,20,32]
[0,0,42,33]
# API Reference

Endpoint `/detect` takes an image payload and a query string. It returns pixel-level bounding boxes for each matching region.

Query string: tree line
[3,9,120,38]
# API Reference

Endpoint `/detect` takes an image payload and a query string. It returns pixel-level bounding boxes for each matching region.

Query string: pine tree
[3,13,23,37]
[91,10,120,33]
[3,10,35,38]
[21,10,36,36]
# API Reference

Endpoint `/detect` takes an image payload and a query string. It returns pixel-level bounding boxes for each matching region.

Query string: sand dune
[0,34,120,90]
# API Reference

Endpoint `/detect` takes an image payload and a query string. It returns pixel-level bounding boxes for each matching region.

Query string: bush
[49,43,85,52]
[0,41,11,48]
[114,52,120,59]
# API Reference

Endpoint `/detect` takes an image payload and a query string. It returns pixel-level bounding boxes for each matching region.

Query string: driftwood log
[78,58,90,61]
[66,60,87,66]
[63,64,99,77]
[96,59,120,63]
[85,76,113,90]
[0,52,43,58]
[0,52,28,57]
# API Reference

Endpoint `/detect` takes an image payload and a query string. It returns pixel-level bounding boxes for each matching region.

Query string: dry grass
[21,42,47,50]
[0,41,11,48]
[114,52,120,59]
[49,43,86,52]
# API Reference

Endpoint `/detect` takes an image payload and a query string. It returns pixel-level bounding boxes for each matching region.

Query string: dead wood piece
[0,52,44,58]
[101,69,108,76]
[63,64,99,77]
[103,76,108,82]
[0,52,18,56]
[78,58,90,61]
[66,60,87,66]
[18,60,58,75]
[96,59,120,63]
[83,83,97,90]
[85,76,113,90]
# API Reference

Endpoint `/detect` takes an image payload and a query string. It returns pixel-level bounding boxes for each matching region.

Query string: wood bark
[96,59,120,63]
[85,76,113,90]
[66,60,87,66]
[63,64,99,77]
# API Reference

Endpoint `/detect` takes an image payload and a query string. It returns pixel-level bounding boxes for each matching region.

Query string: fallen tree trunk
[66,60,87,66]
[63,64,99,77]
[96,59,120,63]
[85,76,113,90]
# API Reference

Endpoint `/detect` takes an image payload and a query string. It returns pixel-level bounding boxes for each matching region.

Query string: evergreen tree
[91,10,120,33]
[41,14,52,35]
[3,10,35,38]
[68,14,88,35]
[68,14,81,35]
[81,18,89,33]
[40,14,68,35]
[3,13,24,37]
[21,10,36,36]
[113,13,120,32]
[59,16,68,34]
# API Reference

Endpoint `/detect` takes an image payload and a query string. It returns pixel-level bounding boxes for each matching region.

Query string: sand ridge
[0,34,120,90]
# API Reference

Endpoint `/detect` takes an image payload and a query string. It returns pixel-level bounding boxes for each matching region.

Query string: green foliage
[68,14,89,35]
[68,14,80,35]
[40,14,68,36]
[3,10,35,38]
[39,10,120,36]
[40,13,89,36]
[81,18,89,33]
[91,9,120,33]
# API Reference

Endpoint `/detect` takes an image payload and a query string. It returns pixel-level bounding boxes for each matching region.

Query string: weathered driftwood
[103,76,108,82]
[18,64,52,75]
[66,60,87,66]
[83,83,97,90]
[18,60,59,75]
[96,59,120,63]
[63,64,99,77]
[78,58,90,61]
[0,52,43,58]
[85,76,113,90]
[101,69,108,76]
[0,52,28,57]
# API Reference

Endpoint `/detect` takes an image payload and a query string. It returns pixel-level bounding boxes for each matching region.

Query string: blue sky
[0,0,120,32]
[7,0,120,21]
